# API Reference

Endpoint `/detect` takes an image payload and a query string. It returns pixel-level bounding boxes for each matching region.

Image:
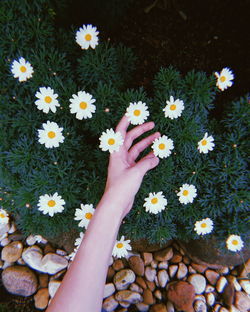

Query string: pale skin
[46,115,160,312]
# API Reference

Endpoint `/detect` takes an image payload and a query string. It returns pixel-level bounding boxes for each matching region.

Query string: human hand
[104,115,161,218]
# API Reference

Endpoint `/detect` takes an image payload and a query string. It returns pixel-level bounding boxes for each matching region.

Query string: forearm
[46,190,126,312]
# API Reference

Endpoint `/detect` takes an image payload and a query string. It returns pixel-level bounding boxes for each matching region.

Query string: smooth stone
[8,222,17,234]
[188,274,206,294]
[183,256,190,265]
[136,276,147,289]
[39,273,49,288]
[239,279,250,295]
[205,292,215,306]
[194,295,206,303]
[2,261,14,269]
[0,232,8,241]
[239,258,250,278]
[17,257,25,265]
[41,253,68,275]
[217,267,229,275]
[0,223,10,236]
[1,241,23,262]
[142,252,153,266]
[154,275,159,288]
[102,295,119,312]
[146,280,156,292]
[235,291,250,312]
[136,302,149,311]
[129,283,143,294]
[166,301,175,312]
[2,265,38,296]
[120,301,130,308]
[158,269,169,288]
[158,261,168,269]
[0,260,3,268]
[48,280,61,298]
[227,275,241,291]
[56,249,67,256]
[107,266,115,282]
[154,247,173,262]
[222,281,235,307]
[205,269,220,285]
[191,263,207,273]
[145,267,156,282]
[22,245,43,271]
[194,299,207,312]
[151,260,158,269]
[143,289,154,305]
[169,265,178,278]
[113,259,125,271]
[128,256,145,276]
[171,252,182,263]
[34,288,49,310]
[229,305,241,312]
[216,276,228,293]
[205,284,215,293]
[115,290,142,304]
[26,235,37,246]
[177,262,188,279]
[0,237,11,247]
[154,289,162,300]
[189,266,197,274]
[219,308,229,312]
[114,269,136,290]
[150,303,167,312]
[103,283,115,299]
[213,304,221,312]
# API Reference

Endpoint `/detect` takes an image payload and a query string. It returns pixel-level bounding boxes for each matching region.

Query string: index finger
[115,114,130,138]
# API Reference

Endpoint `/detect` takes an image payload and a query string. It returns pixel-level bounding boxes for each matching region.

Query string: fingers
[115,115,130,139]
[124,121,155,150]
[127,132,161,165]
[134,152,160,176]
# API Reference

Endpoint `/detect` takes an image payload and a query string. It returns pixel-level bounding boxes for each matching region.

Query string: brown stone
[142,252,153,266]
[136,276,147,290]
[154,247,173,262]
[44,243,55,254]
[1,241,23,262]
[183,256,190,265]
[115,290,142,304]
[34,288,49,310]
[222,281,235,307]
[113,259,125,271]
[143,288,155,305]
[166,281,195,312]
[171,252,182,263]
[38,274,49,288]
[205,269,220,285]
[191,263,207,273]
[8,231,24,241]
[150,303,167,312]
[107,266,115,282]
[128,256,145,276]
[239,258,250,278]
[146,280,156,292]
[102,295,119,312]
[235,291,250,312]
[177,262,188,279]
[2,265,38,296]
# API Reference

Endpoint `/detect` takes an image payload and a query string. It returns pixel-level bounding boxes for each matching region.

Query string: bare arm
[46,115,160,312]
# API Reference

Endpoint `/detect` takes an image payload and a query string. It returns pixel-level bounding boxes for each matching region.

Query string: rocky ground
[0,219,249,311]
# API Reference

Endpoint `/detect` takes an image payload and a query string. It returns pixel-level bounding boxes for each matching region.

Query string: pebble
[216,276,228,293]
[239,279,250,295]
[217,267,229,275]
[113,259,125,271]
[120,301,130,308]
[0,237,11,247]
[158,261,168,269]
[222,281,235,307]
[115,290,142,304]
[2,265,38,296]
[151,260,158,269]
[183,256,190,265]
[188,265,197,274]
[1,241,23,262]
[22,245,43,271]
[142,252,153,266]
[239,258,250,278]
[136,302,149,311]
[143,288,155,305]
[8,222,17,234]
[146,280,156,292]
[34,288,49,310]
[107,266,115,281]
[213,304,221,312]
[150,303,167,312]
[177,262,188,279]
[145,267,157,282]
[205,269,220,285]
[154,289,162,300]
[48,280,61,298]
[114,269,136,290]
[205,292,215,306]
[17,257,25,265]
[129,282,143,293]
[158,269,169,288]
[227,275,241,291]
[0,223,10,236]
[169,264,178,278]
[26,235,37,246]
[2,261,14,269]
[0,260,3,268]
[56,249,67,256]
[41,253,68,275]
[191,263,207,273]
[39,273,49,288]
[128,256,145,276]
[235,291,250,312]
[194,299,207,312]
[171,252,182,263]
[154,247,173,262]
[219,308,229,312]
[188,274,206,294]
[205,284,215,293]
[103,283,115,299]
[195,294,206,303]
[166,301,175,312]
[103,295,119,312]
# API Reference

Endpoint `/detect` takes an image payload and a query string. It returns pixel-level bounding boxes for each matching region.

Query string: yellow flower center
[134,109,141,116]
[85,34,92,41]
[159,143,165,150]
[232,240,239,246]
[48,131,56,139]
[108,138,115,145]
[201,223,207,228]
[20,65,27,73]
[151,197,158,204]
[170,104,176,111]
[201,139,207,146]
[48,200,56,207]
[0,213,5,218]
[183,190,189,196]
[79,101,88,109]
[45,96,52,104]
[220,76,226,82]
[85,212,92,220]
[117,243,124,249]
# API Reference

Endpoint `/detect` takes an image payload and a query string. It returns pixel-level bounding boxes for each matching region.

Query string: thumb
[134,152,160,176]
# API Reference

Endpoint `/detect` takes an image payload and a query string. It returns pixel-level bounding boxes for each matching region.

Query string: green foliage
[0,0,249,253]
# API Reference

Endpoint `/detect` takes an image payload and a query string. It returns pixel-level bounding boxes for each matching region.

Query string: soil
[62,0,250,115]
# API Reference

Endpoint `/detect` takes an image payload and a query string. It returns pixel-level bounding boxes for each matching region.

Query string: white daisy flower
[69,91,96,120]
[215,67,234,91]
[226,234,244,252]
[143,191,168,214]
[112,236,132,258]
[125,101,150,125]
[38,121,64,148]
[35,87,60,114]
[194,218,214,235]
[74,232,85,248]
[68,247,79,261]
[163,96,185,119]
[152,135,174,159]
[197,132,215,154]
[99,128,124,153]
[0,209,9,224]
[74,204,95,229]
[37,192,65,217]
[75,24,99,49]
[177,184,197,205]
[11,57,34,82]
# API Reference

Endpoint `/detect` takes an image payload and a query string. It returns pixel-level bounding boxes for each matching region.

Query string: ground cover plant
[0,0,249,257]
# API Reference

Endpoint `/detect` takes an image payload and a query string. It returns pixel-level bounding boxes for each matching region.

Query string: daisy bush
[0,0,249,254]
